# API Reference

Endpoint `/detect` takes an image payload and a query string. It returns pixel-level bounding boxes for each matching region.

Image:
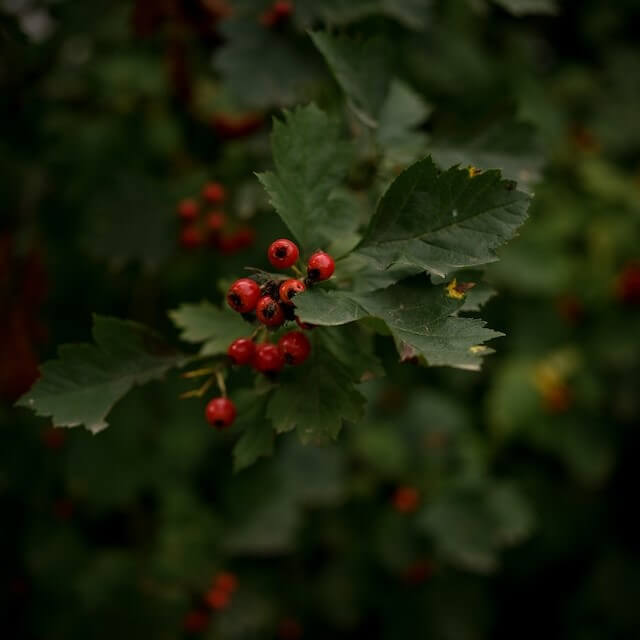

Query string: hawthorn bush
[2,1,640,638]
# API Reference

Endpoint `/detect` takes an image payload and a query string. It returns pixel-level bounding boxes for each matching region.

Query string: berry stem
[291,264,304,278]
[215,371,227,397]
[180,375,215,399]
[182,366,216,379]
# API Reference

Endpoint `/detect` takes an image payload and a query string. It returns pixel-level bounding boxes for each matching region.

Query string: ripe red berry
[227,278,261,313]
[205,397,236,429]
[177,198,199,222]
[279,279,306,305]
[206,211,226,232]
[307,250,335,281]
[268,238,299,269]
[253,343,284,374]
[180,225,203,250]
[202,181,226,203]
[256,296,285,326]
[204,587,230,610]
[392,486,420,513]
[213,571,238,593]
[278,331,311,365]
[228,338,255,365]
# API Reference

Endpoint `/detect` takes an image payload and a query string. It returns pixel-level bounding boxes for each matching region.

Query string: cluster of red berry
[203,239,335,430]
[260,0,293,28]
[183,571,238,634]
[177,181,254,253]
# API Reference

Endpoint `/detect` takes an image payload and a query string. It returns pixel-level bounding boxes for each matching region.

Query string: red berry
[202,181,226,203]
[256,296,285,327]
[615,262,640,304]
[227,278,261,313]
[253,343,284,374]
[268,238,299,269]
[205,397,236,429]
[213,571,238,593]
[204,588,230,610]
[180,225,203,250]
[273,0,293,18]
[392,486,420,513]
[206,211,226,232]
[279,278,306,305]
[228,338,255,365]
[183,610,210,633]
[295,316,314,331]
[233,226,255,249]
[307,250,335,281]
[177,198,199,222]
[278,331,311,365]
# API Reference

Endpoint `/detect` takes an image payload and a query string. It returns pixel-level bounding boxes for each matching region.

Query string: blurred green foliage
[2,0,640,638]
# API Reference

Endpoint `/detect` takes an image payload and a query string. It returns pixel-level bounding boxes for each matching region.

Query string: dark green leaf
[492,0,557,16]
[16,316,185,434]
[256,104,353,251]
[168,302,250,355]
[310,31,392,126]
[358,156,531,278]
[232,388,275,472]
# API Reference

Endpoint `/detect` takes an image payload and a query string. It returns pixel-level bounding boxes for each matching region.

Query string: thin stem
[215,370,227,397]
[182,367,216,379]
[292,264,304,278]
[180,376,214,399]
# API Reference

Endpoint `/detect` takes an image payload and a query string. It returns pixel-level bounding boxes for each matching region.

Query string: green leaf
[429,121,544,189]
[492,0,557,16]
[310,31,392,126]
[295,276,503,369]
[232,388,275,473]
[267,349,366,443]
[257,104,353,251]
[358,156,531,278]
[16,315,185,434]
[168,301,250,355]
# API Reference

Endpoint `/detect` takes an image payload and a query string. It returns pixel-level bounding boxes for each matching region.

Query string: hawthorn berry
[206,211,226,232]
[256,295,285,326]
[204,588,230,610]
[202,181,226,203]
[177,198,199,222]
[180,225,203,250]
[228,338,255,365]
[227,278,261,313]
[253,343,284,374]
[279,278,306,305]
[392,486,420,513]
[205,397,236,429]
[183,610,210,634]
[307,250,335,281]
[268,238,299,269]
[213,571,238,593]
[278,331,311,365]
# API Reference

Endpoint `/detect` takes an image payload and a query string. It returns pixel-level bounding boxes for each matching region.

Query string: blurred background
[2,0,640,638]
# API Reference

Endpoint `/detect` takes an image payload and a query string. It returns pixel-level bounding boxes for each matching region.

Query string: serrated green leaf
[310,31,392,126]
[168,301,250,355]
[267,350,365,444]
[296,276,503,369]
[358,156,531,278]
[256,104,353,251]
[16,316,185,434]
[232,388,275,473]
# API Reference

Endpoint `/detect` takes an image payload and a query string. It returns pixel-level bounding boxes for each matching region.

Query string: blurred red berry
[204,587,230,610]
[183,609,210,634]
[212,112,264,139]
[206,211,226,232]
[178,198,199,222]
[392,486,420,513]
[42,427,66,451]
[615,262,640,304]
[202,181,226,203]
[213,571,238,593]
[180,225,203,250]
[402,558,434,585]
